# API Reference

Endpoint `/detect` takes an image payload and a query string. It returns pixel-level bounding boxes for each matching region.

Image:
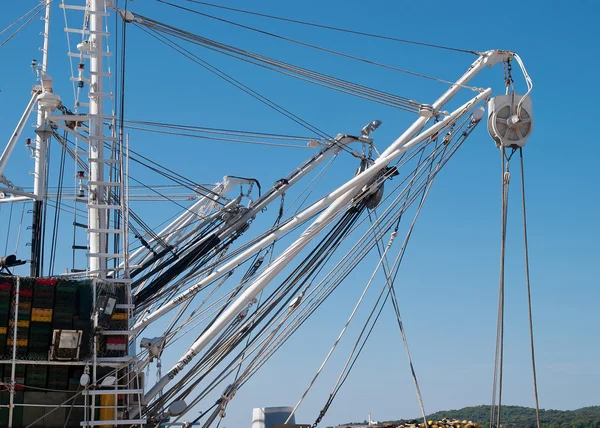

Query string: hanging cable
[3,204,13,255]
[491,146,514,428]
[142,113,480,420]
[157,0,480,91]
[48,133,67,275]
[0,1,45,37]
[135,24,335,141]
[133,15,423,114]
[0,1,47,49]
[123,119,316,141]
[286,229,398,424]
[14,203,26,256]
[171,0,480,55]
[519,148,541,428]
[159,119,477,421]
[123,125,312,148]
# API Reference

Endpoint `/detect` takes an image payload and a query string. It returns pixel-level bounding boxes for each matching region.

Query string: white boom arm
[133,134,359,325]
[142,99,493,407]
[140,50,514,407]
[0,92,39,178]
[134,50,510,333]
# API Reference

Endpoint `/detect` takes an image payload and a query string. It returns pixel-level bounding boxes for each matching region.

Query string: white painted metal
[136,51,510,334]
[88,0,108,277]
[487,93,533,148]
[142,86,493,404]
[32,0,53,202]
[125,178,238,269]
[8,277,20,428]
[0,92,39,177]
[133,135,357,330]
[0,196,35,204]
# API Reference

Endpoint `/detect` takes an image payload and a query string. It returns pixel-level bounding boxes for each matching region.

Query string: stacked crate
[68,367,84,391]
[74,281,93,359]
[3,364,25,391]
[0,278,11,356]
[54,280,77,330]
[6,278,32,357]
[47,366,69,391]
[105,336,127,355]
[29,278,55,359]
[0,390,23,427]
[25,365,48,389]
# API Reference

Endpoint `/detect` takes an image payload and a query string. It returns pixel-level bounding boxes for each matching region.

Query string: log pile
[378,419,483,428]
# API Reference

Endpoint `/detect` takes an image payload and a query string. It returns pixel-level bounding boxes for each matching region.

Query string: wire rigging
[0,1,47,49]
[491,146,514,428]
[171,0,480,55]
[519,148,541,428]
[156,0,480,92]
[146,113,481,422]
[133,14,424,114]
[135,24,335,141]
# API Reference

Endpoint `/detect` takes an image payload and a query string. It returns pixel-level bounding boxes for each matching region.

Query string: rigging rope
[4,204,13,255]
[135,24,335,141]
[172,0,480,55]
[286,229,398,425]
[123,119,317,141]
[520,148,541,428]
[156,116,479,422]
[156,0,480,91]
[491,146,514,428]
[0,1,45,37]
[48,135,67,275]
[0,1,47,49]
[133,15,423,114]
[123,125,312,149]
[14,203,26,255]
[312,130,457,427]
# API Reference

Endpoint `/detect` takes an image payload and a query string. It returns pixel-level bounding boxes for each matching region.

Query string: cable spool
[487,94,533,148]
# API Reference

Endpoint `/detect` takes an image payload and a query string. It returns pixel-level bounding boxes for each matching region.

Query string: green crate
[27,351,48,360]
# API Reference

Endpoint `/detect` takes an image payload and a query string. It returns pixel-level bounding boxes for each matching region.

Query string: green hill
[381,405,600,428]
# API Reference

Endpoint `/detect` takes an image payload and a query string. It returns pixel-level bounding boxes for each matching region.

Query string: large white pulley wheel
[487,94,533,148]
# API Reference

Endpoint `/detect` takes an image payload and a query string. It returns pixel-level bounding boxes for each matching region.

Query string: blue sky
[0,1,599,427]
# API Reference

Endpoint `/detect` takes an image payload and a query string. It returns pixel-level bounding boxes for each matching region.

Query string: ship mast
[30,0,53,277]
[88,0,108,278]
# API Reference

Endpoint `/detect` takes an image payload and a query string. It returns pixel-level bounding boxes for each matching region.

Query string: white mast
[88,0,108,277]
[30,0,55,276]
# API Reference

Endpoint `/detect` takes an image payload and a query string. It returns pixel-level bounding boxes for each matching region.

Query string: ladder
[60,3,141,427]
[60,1,129,280]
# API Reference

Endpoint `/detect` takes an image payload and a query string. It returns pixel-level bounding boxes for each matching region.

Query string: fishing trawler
[0,1,536,427]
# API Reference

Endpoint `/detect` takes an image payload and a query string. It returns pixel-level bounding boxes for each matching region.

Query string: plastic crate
[27,350,49,360]
[106,336,127,345]
[9,320,29,328]
[35,278,56,286]
[31,308,52,322]
[18,289,32,298]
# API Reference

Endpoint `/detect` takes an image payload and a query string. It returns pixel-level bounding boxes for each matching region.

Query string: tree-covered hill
[404,405,600,428]
[338,405,600,427]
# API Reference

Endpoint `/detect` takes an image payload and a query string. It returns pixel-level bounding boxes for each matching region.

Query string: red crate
[106,336,127,345]
[35,278,56,286]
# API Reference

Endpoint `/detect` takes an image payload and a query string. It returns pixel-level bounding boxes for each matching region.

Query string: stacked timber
[379,419,483,428]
